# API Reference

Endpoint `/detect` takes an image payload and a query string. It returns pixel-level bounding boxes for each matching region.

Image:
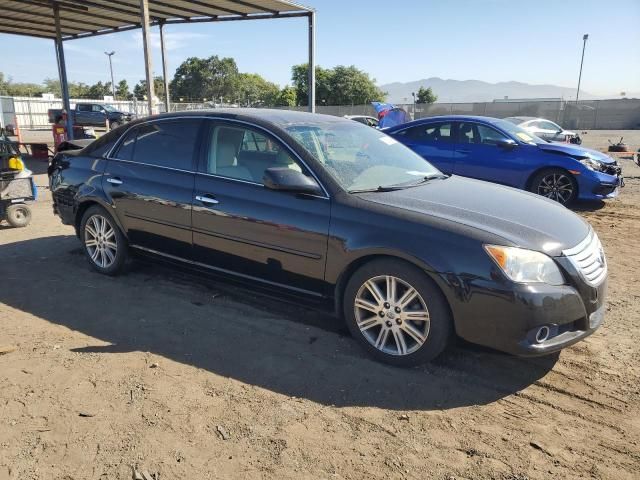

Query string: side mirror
[496,138,518,150]
[263,167,323,196]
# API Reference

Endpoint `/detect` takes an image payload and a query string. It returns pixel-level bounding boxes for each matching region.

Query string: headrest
[216,142,237,168]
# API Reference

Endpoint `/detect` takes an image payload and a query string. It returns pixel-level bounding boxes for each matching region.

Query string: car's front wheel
[343,259,452,366]
[530,169,577,205]
[80,205,128,275]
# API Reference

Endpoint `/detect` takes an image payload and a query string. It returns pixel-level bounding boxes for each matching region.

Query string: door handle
[195,195,219,205]
[107,177,123,185]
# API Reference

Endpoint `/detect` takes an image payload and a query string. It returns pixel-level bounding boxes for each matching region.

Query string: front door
[452,122,524,187]
[103,119,202,258]
[191,120,331,295]
[393,121,456,173]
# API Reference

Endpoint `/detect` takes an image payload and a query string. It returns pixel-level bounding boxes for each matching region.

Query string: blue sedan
[385,115,623,205]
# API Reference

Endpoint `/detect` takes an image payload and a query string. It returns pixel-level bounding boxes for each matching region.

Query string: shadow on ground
[0,235,558,410]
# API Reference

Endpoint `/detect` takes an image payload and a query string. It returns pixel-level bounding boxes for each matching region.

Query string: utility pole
[575,34,588,104]
[105,51,116,99]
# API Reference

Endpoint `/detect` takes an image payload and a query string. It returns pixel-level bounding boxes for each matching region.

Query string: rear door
[191,120,330,295]
[392,121,456,173]
[452,122,525,186]
[103,118,202,258]
[74,104,93,125]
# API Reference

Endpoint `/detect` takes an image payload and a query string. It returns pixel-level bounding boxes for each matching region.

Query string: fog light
[535,326,550,344]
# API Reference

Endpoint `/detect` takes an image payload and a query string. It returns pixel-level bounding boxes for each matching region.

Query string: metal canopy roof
[0,0,313,41]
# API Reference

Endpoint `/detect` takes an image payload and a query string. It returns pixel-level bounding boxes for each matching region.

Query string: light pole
[104,51,116,99]
[575,34,588,104]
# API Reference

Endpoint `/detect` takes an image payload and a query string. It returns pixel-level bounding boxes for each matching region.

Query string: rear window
[112,120,201,170]
[81,128,123,158]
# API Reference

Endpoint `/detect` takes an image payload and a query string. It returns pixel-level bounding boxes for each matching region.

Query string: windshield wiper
[348,185,405,193]
[348,173,449,194]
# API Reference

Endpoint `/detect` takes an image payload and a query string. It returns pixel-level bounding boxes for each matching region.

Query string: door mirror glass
[263,167,323,195]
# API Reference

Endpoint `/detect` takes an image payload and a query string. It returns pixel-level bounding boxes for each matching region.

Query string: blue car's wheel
[530,169,577,206]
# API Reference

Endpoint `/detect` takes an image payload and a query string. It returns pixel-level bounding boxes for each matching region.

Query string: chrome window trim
[104,114,331,199]
[104,156,194,175]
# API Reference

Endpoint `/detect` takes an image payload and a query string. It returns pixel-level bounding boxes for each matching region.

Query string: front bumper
[444,273,607,357]
[577,168,623,200]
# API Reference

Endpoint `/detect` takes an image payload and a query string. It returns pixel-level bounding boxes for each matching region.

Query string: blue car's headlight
[578,157,602,171]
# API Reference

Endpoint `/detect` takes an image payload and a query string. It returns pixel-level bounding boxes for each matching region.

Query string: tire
[529,168,577,206]
[6,204,31,227]
[109,121,120,130]
[80,205,128,275]
[343,258,453,367]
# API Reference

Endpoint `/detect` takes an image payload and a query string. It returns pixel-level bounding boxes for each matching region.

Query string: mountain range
[379,77,635,103]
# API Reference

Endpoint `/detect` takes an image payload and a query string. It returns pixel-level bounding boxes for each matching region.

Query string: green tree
[416,86,437,104]
[116,79,131,100]
[170,56,239,102]
[133,77,165,101]
[291,64,385,106]
[235,73,280,106]
[276,86,297,107]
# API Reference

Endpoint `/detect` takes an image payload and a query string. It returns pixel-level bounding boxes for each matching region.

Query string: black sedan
[49,109,607,366]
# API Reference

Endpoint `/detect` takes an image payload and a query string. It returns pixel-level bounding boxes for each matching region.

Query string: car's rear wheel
[343,259,452,366]
[530,169,577,205]
[80,205,128,275]
[6,204,31,227]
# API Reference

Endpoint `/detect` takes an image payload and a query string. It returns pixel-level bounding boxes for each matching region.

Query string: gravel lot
[1,138,639,479]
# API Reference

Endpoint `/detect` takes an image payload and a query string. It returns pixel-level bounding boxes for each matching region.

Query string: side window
[459,123,508,146]
[132,120,201,169]
[76,104,90,112]
[204,123,307,184]
[475,125,508,145]
[401,122,453,142]
[113,128,137,160]
[83,129,120,158]
[538,121,560,131]
[92,104,104,113]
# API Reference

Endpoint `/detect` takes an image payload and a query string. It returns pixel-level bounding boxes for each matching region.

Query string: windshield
[285,121,442,192]
[492,118,545,145]
[102,105,117,112]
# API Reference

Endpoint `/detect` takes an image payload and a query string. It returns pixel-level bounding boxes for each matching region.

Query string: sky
[1,0,639,96]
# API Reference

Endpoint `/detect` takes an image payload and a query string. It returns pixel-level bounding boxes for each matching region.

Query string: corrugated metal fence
[285,99,640,130]
[2,96,639,130]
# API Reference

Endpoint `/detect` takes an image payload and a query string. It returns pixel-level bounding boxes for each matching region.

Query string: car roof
[134,108,351,128]
[504,116,537,122]
[384,115,512,131]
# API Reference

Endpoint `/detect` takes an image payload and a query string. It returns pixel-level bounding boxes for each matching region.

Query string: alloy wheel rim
[538,173,573,204]
[354,275,430,356]
[84,214,117,268]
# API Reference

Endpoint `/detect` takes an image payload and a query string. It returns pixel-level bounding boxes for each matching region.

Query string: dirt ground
[1,139,639,479]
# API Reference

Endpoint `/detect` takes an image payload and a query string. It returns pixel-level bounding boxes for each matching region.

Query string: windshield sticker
[379,136,397,145]
[516,132,533,142]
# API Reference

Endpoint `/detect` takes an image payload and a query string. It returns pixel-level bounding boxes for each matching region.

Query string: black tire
[6,204,31,227]
[529,168,577,206]
[343,258,453,367]
[109,120,120,130]
[80,205,128,275]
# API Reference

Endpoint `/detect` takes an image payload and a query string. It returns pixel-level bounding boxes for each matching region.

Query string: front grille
[562,230,607,287]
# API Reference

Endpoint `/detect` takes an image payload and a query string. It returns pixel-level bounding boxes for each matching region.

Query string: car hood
[359,176,590,255]
[536,142,615,163]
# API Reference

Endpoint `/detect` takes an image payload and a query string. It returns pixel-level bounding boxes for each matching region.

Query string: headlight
[484,245,564,285]
[578,157,602,171]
